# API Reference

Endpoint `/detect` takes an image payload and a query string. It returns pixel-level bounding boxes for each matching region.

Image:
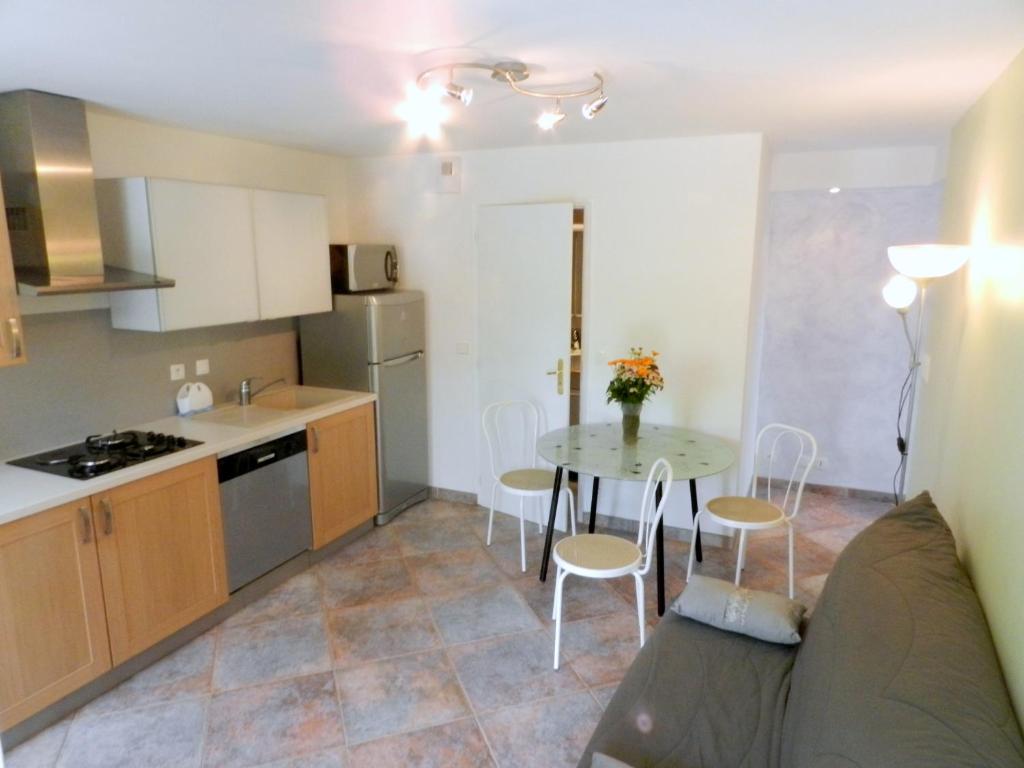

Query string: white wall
[345,134,766,529]
[908,48,1024,719]
[770,145,946,192]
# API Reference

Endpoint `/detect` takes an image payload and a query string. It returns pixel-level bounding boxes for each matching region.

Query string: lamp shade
[883,274,918,310]
[887,244,970,280]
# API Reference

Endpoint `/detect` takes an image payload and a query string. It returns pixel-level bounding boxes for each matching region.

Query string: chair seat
[706,496,785,528]
[500,468,557,492]
[554,534,641,577]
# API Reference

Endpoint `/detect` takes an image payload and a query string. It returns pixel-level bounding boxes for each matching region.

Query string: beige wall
[909,48,1024,718]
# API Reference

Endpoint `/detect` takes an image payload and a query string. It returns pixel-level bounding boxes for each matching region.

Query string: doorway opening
[569,207,584,427]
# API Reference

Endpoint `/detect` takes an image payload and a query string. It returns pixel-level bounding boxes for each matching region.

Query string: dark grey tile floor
[5,490,889,768]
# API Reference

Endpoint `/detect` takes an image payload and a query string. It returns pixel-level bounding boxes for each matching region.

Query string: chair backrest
[481,400,542,481]
[749,423,818,520]
[637,458,673,575]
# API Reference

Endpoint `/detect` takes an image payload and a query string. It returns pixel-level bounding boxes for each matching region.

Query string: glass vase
[621,402,642,443]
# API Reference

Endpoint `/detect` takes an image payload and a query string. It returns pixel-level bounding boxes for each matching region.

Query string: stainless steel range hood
[0,90,174,296]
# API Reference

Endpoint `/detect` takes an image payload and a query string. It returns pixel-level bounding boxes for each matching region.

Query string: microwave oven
[330,244,399,293]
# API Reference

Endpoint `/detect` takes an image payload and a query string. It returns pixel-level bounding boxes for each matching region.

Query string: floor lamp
[882,244,970,503]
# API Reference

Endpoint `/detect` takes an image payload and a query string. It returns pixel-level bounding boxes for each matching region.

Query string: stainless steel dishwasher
[218,430,313,592]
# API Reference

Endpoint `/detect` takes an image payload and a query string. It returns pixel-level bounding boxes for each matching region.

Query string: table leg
[690,478,703,563]
[539,465,564,582]
[588,476,600,533]
[656,482,665,616]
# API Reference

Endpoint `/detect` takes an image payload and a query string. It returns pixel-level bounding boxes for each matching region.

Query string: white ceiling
[2,0,1023,157]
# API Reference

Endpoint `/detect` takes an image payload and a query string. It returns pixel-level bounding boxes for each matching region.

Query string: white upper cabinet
[252,189,331,320]
[98,178,331,332]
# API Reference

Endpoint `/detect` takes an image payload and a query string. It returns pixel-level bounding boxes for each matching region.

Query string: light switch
[170,363,186,381]
[196,359,210,376]
[456,342,470,355]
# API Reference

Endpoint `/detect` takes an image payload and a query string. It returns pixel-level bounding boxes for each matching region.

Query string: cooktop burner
[9,430,202,480]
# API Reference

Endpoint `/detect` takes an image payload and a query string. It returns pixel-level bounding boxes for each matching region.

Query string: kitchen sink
[253,385,357,411]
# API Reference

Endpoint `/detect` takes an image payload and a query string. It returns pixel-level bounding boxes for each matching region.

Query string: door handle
[379,351,423,367]
[311,426,320,454]
[99,499,113,535]
[6,317,21,360]
[79,506,93,544]
[545,358,565,395]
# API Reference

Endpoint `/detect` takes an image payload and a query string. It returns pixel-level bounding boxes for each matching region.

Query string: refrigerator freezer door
[366,292,425,364]
[370,351,429,519]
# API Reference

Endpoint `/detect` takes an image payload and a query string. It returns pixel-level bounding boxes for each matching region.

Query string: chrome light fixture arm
[416,62,604,101]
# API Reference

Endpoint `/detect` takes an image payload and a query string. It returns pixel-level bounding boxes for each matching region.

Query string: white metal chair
[551,458,672,669]
[687,423,817,598]
[482,401,576,572]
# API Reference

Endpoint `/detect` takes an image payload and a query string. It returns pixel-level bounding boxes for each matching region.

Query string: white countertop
[0,387,376,526]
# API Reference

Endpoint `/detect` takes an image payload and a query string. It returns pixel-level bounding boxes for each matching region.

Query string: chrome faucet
[239,377,286,406]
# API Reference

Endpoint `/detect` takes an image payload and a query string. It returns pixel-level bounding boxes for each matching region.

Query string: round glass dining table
[537,422,735,614]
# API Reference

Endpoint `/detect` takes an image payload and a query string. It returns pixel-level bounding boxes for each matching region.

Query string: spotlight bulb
[537,103,566,130]
[882,274,918,311]
[582,94,608,119]
[445,82,473,106]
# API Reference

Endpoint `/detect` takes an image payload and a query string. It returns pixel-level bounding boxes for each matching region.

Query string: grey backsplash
[0,310,299,459]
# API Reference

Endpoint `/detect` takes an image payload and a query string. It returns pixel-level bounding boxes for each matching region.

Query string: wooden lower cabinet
[0,501,110,729]
[308,402,379,548]
[94,457,228,665]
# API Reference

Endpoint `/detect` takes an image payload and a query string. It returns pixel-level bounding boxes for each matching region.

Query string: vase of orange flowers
[606,347,665,443]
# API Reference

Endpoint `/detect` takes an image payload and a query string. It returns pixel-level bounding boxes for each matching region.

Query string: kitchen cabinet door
[0,182,26,366]
[0,501,110,729]
[102,178,260,331]
[252,190,331,319]
[308,403,379,548]
[93,457,228,664]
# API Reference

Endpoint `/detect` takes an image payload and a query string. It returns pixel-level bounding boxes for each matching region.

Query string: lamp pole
[896,284,926,501]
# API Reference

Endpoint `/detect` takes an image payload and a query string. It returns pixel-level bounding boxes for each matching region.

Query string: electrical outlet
[195,359,210,376]
[170,363,185,381]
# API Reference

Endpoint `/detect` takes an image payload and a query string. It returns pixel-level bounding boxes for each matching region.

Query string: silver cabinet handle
[6,317,21,360]
[311,427,320,454]
[79,506,93,544]
[99,499,113,535]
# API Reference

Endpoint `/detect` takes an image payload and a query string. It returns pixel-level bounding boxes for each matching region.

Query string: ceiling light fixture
[829,187,841,194]
[537,100,567,131]
[403,60,606,138]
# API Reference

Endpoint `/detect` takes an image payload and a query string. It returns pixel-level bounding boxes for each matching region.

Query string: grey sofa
[581,493,1024,767]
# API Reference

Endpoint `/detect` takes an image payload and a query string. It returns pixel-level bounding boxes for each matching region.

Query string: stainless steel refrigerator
[299,290,428,525]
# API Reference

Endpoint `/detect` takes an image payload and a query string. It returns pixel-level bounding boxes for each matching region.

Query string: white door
[476,203,573,517]
[252,190,332,319]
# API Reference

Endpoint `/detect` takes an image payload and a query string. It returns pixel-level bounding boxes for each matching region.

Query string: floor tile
[482,530,569,578]
[81,630,215,717]
[330,526,401,565]
[252,748,348,767]
[394,517,483,556]
[515,573,630,626]
[333,650,470,745]
[429,584,541,645]
[326,597,441,668]
[406,546,506,595]
[5,717,71,768]
[590,684,619,710]
[346,719,493,768]
[213,614,331,691]
[224,572,323,628]
[448,629,584,713]
[204,673,343,768]
[318,558,417,611]
[804,523,869,554]
[479,691,602,768]
[57,698,207,768]
[556,612,644,687]
[469,507,541,545]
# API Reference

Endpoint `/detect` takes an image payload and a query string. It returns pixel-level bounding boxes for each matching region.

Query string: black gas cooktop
[8,430,202,480]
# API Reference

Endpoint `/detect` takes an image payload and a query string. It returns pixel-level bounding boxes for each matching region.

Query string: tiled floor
[6,490,889,768]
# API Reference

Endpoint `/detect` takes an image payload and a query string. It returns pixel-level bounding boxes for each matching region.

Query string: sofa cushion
[579,610,797,768]
[781,492,1024,767]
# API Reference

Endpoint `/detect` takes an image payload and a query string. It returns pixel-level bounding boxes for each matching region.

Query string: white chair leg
[686,511,702,582]
[518,496,527,573]
[562,489,577,536]
[787,522,795,599]
[633,571,646,647]
[551,565,561,620]
[553,568,570,669]
[486,481,498,546]
[536,496,543,534]
[735,528,748,586]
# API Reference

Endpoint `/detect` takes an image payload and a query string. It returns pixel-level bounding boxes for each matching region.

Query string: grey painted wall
[757,185,942,493]
[0,310,298,459]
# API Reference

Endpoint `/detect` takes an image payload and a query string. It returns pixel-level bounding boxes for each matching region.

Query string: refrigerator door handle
[376,351,424,368]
